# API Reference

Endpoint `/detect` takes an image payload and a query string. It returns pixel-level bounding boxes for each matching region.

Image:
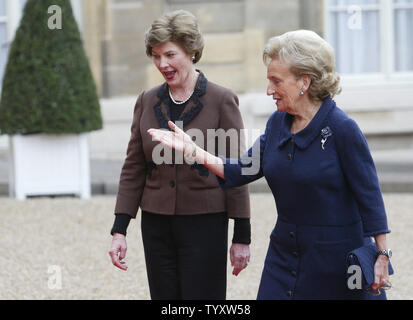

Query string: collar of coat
[278,96,336,150]
[154,70,208,130]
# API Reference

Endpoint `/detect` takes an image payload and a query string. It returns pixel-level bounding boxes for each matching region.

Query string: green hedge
[0,0,102,135]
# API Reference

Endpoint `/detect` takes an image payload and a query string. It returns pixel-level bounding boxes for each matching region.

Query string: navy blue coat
[218,96,390,300]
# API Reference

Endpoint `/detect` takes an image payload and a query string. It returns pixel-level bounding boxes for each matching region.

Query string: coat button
[287,153,292,160]
[289,232,295,238]
[291,270,297,277]
[169,181,175,188]
[292,251,299,257]
[286,290,293,297]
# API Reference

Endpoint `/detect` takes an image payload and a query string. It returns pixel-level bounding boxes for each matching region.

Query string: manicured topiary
[0,0,102,135]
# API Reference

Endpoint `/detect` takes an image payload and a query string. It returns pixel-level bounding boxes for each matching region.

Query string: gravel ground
[0,193,411,300]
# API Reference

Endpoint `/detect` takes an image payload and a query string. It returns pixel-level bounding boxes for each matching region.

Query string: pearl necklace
[169,88,194,105]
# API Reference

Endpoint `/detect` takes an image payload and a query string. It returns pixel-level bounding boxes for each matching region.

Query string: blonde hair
[145,10,204,64]
[263,30,341,101]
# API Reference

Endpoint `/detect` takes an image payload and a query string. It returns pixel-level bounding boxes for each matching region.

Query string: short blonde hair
[145,10,204,64]
[263,30,341,101]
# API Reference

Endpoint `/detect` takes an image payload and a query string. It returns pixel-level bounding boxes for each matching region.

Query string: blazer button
[292,251,299,257]
[291,270,297,277]
[169,181,175,188]
[289,232,295,238]
[286,290,293,297]
[287,153,292,160]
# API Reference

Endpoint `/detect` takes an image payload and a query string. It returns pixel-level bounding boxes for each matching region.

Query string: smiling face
[266,58,304,114]
[151,41,194,89]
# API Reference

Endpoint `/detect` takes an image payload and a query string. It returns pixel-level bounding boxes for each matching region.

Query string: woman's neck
[290,99,322,134]
[169,69,199,100]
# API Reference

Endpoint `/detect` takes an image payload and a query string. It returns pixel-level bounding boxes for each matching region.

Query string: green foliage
[0,0,102,135]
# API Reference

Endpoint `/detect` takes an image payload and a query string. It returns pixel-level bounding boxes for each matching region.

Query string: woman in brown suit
[108,10,250,300]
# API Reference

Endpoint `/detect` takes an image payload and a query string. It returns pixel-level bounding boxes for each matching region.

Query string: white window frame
[0,0,25,92]
[5,0,24,43]
[323,0,413,85]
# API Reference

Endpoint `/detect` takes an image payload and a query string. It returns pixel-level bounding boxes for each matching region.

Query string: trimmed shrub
[0,0,102,135]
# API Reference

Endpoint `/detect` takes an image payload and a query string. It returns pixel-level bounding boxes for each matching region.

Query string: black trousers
[141,211,228,300]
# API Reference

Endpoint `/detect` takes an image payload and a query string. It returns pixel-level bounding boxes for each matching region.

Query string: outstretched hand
[148,120,225,179]
[148,121,193,156]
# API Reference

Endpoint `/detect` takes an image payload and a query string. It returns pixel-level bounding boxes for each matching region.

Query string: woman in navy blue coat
[148,30,392,300]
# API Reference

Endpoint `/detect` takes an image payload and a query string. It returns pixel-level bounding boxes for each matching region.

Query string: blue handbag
[347,241,394,291]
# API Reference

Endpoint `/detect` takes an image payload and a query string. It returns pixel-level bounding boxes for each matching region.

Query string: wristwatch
[377,249,392,259]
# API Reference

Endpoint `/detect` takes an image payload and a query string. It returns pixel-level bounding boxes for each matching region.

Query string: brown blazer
[114,71,250,219]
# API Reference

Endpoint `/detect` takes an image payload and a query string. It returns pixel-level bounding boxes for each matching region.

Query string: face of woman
[266,58,303,114]
[151,41,194,89]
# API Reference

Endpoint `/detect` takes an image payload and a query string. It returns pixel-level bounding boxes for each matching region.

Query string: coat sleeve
[217,111,272,190]
[114,92,147,218]
[335,118,390,237]
[217,90,251,219]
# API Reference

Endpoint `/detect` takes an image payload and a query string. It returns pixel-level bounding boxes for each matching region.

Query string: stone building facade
[79,0,413,159]
[82,0,323,98]
[0,0,412,194]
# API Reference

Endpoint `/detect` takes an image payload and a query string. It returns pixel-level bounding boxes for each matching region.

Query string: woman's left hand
[230,243,250,276]
[371,255,390,291]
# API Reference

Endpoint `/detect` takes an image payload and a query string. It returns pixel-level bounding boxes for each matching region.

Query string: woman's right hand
[109,233,128,271]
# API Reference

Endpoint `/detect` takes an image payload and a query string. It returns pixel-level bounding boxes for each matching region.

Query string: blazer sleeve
[335,118,390,237]
[218,90,251,219]
[114,92,147,219]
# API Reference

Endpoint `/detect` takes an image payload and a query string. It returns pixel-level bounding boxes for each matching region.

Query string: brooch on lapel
[321,126,333,150]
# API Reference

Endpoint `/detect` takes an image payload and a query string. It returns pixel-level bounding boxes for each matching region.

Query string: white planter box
[8,133,91,200]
